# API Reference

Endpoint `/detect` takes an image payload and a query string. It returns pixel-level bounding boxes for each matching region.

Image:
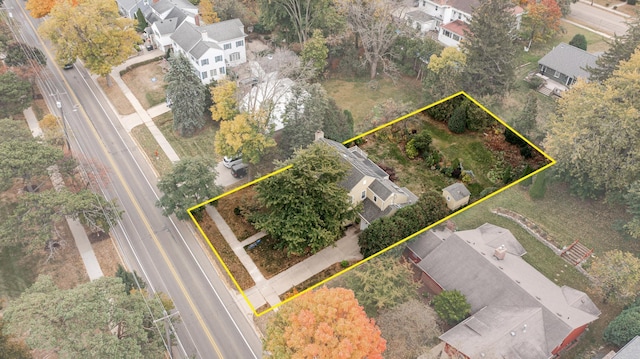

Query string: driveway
[215,160,241,188]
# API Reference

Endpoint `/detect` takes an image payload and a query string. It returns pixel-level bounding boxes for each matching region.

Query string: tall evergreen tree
[587,17,640,82]
[461,0,519,97]
[165,54,207,137]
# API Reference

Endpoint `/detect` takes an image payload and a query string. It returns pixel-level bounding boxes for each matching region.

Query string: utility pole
[153,310,180,358]
[56,100,71,153]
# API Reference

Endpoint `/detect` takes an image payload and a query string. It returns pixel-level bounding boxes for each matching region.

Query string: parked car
[146,44,154,51]
[63,63,74,70]
[231,162,248,178]
[223,155,242,168]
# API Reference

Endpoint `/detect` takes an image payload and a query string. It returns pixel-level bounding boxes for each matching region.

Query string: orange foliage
[523,0,562,43]
[267,287,387,359]
[26,0,79,18]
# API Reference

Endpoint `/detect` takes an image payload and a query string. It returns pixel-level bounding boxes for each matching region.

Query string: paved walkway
[205,202,363,310]
[24,107,104,281]
[93,50,180,163]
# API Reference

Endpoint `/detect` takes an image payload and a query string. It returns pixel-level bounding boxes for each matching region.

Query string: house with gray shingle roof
[408,223,600,359]
[538,42,599,88]
[170,19,247,84]
[603,336,640,359]
[442,182,470,210]
[315,131,418,230]
[116,0,152,19]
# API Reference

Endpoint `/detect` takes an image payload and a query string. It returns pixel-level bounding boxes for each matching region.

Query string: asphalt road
[568,1,630,37]
[7,1,263,358]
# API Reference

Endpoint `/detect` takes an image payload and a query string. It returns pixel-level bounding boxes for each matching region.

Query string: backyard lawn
[321,76,425,133]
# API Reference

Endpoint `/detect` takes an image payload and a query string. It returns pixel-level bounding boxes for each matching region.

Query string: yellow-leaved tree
[199,0,220,24]
[210,79,239,121]
[39,0,140,86]
[214,110,275,164]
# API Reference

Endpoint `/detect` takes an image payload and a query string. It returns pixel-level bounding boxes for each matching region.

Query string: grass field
[121,60,167,110]
[97,77,135,115]
[321,76,425,133]
[130,124,174,177]
[153,112,219,160]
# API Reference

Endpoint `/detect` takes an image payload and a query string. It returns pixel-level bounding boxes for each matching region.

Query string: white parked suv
[223,155,242,168]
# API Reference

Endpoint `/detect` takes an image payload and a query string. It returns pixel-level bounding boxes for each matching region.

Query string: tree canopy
[210,79,239,122]
[264,286,386,358]
[588,18,640,82]
[589,250,640,302]
[301,29,329,79]
[26,0,78,18]
[214,110,276,165]
[544,49,640,199]
[165,54,207,137]
[461,0,519,97]
[0,71,33,118]
[604,306,640,348]
[39,0,139,82]
[156,157,223,220]
[199,0,220,24]
[258,0,343,44]
[254,142,358,255]
[521,0,563,45]
[432,289,472,325]
[2,275,167,358]
[344,254,420,316]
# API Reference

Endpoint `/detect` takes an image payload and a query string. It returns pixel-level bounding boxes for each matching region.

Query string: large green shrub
[432,290,471,325]
[448,102,467,134]
[569,34,588,51]
[529,171,548,199]
[604,307,640,347]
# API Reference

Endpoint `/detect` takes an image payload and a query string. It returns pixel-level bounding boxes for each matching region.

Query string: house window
[435,5,438,10]
[236,40,244,47]
[373,195,378,202]
[210,69,217,77]
[452,34,460,41]
[361,191,366,199]
[202,71,208,79]
[458,13,462,19]
[229,52,240,61]
[201,58,209,66]
[223,43,232,50]
[447,196,451,201]
[423,1,426,6]
[215,55,223,62]
[553,70,560,78]
[220,67,226,74]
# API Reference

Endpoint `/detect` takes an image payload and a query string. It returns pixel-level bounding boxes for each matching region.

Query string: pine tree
[588,17,640,82]
[165,54,207,137]
[461,0,519,97]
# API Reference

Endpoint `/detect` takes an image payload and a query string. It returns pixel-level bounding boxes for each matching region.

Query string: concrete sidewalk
[205,195,364,311]
[24,107,104,281]
[103,50,180,163]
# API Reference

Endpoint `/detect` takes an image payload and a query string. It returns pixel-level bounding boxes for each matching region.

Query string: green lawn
[321,76,425,133]
[153,112,219,160]
[130,124,174,177]
[558,22,610,53]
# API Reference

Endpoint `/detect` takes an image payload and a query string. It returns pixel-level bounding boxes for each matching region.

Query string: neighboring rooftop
[443,182,470,201]
[412,223,600,358]
[441,19,469,36]
[538,42,599,81]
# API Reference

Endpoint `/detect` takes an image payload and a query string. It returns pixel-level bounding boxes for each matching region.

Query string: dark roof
[443,182,470,201]
[154,12,185,35]
[538,43,598,81]
[369,179,393,200]
[405,229,450,259]
[614,336,640,359]
[360,198,395,224]
[415,224,600,357]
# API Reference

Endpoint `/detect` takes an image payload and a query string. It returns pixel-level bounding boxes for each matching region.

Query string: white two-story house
[147,0,199,51]
[406,0,523,48]
[170,19,247,84]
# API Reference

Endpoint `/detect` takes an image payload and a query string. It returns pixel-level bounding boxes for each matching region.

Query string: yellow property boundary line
[188,91,556,317]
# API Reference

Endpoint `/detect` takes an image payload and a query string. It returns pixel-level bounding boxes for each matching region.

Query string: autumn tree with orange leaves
[26,0,79,18]
[265,287,387,358]
[521,0,563,46]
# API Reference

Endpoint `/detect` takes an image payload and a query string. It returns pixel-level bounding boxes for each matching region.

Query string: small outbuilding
[442,182,470,210]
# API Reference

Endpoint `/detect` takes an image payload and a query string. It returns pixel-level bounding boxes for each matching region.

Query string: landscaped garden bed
[244,235,311,279]
[197,210,255,290]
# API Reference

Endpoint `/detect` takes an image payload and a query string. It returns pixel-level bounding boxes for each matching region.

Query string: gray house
[538,42,598,87]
